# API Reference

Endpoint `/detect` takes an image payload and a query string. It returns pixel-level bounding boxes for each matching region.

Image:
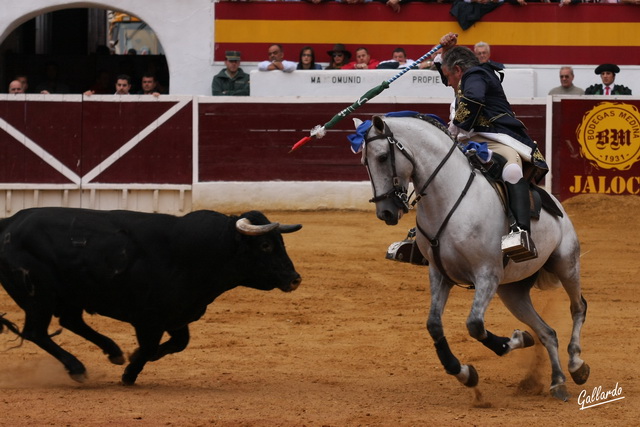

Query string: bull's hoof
[109,354,126,365]
[570,362,590,385]
[550,384,570,402]
[69,372,88,383]
[121,374,137,386]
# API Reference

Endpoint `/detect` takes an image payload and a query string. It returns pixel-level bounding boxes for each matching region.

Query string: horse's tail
[534,268,562,290]
[0,312,23,338]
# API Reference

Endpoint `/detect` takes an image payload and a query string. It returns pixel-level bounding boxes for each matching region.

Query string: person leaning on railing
[258,44,296,73]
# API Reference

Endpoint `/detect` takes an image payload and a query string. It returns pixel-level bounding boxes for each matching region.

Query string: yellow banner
[216,20,640,47]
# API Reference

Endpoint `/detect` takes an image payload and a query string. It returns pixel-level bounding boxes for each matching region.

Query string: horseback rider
[388,32,548,264]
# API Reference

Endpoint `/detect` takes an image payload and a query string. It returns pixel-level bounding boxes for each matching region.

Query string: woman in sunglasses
[325,44,352,70]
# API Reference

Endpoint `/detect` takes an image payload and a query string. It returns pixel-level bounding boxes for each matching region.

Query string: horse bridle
[364,117,477,286]
[364,121,415,213]
[364,118,466,211]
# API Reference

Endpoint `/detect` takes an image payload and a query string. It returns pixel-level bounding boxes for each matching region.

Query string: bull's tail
[0,312,23,338]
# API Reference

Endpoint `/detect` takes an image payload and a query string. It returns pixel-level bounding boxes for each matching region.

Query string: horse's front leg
[426,271,478,388]
[467,277,534,356]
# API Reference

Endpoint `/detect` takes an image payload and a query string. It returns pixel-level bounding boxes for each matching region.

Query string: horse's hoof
[550,384,570,402]
[570,362,590,385]
[521,331,535,348]
[109,354,126,365]
[454,364,479,387]
[69,372,88,383]
[466,365,479,387]
[508,329,535,352]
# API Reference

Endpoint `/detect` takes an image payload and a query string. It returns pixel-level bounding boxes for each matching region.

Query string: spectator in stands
[138,73,163,97]
[385,0,402,13]
[342,47,380,70]
[548,66,584,95]
[114,75,132,95]
[8,80,24,94]
[86,70,112,95]
[474,41,504,69]
[258,44,296,73]
[585,64,632,95]
[85,74,131,96]
[325,44,352,70]
[35,62,70,94]
[377,47,415,69]
[114,74,132,95]
[297,46,322,70]
[15,74,29,93]
[212,51,250,96]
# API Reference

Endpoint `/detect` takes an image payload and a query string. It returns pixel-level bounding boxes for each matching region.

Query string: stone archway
[0,0,213,95]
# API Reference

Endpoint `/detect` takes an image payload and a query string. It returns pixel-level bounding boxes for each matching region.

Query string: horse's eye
[378,153,388,163]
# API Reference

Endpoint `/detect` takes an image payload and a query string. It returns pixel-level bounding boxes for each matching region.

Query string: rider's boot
[386,228,429,266]
[502,178,538,262]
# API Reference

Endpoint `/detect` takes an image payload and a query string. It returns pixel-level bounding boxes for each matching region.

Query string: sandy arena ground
[0,194,638,426]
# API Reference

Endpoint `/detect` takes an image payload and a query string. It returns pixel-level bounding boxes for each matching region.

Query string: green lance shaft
[323,81,390,130]
[290,43,443,153]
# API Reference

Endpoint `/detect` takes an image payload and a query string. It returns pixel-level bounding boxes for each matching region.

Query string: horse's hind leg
[58,307,125,365]
[22,308,88,382]
[426,274,478,388]
[566,291,589,384]
[496,281,569,401]
[545,252,589,385]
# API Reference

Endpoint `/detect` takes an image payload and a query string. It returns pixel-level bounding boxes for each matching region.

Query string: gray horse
[359,114,589,401]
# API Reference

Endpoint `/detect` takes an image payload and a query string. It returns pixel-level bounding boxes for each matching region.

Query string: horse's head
[361,115,415,225]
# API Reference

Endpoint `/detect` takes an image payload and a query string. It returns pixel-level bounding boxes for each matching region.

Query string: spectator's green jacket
[211,68,250,96]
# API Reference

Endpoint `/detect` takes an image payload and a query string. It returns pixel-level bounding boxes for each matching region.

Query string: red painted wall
[8,97,640,203]
[0,98,192,185]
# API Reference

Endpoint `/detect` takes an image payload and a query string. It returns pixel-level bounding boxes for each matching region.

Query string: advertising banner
[553,98,640,200]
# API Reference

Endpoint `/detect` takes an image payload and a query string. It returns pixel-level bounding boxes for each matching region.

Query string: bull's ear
[352,118,363,129]
[278,224,302,234]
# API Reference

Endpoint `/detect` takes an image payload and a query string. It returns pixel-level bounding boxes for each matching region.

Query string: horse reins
[365,123,415,213]
[364,118,476,288]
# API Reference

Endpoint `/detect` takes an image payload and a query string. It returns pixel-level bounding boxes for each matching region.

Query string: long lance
[289,44,442,153]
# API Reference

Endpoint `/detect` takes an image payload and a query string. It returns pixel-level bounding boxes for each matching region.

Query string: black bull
[0,208,301,385]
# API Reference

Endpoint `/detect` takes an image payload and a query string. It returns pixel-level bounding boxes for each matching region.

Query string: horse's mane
[414,114,456,144]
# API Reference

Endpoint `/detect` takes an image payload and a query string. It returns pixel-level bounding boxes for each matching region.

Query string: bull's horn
[278,224,302,234]
[236,218,280,236]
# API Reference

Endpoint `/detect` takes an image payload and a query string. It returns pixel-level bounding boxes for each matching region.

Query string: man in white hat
[585,64,632,95]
